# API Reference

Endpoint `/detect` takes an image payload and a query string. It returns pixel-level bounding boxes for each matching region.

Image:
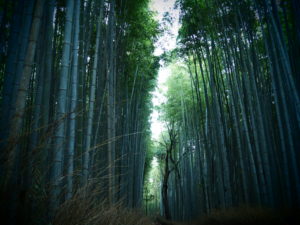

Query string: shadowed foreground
[155,207,300,225]
[53,196,300,225]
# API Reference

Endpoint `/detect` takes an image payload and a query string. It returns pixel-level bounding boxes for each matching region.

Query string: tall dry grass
[53,189,153,225]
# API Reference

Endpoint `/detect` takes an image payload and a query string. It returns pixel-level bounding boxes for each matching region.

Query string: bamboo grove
[0,0,159,224]
[156,0,300,221]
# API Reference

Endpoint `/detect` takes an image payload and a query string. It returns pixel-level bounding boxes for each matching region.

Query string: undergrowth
[53,190,153,225]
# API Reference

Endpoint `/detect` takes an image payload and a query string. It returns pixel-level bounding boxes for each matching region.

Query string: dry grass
[54,202,300,225]
[53,190,153,225]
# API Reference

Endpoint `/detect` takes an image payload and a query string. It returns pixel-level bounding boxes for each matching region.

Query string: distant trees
[157,0,300,220]
[0,0,159,224]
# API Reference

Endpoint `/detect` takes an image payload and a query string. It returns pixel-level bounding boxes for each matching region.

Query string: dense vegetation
[152,0,300,221]
[0,0,159,224]
[0,0,299,224]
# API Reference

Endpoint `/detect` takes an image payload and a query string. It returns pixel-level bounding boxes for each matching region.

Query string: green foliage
[143,137,156,179]
[163,63,192,123]
[116,3,161,206]
[161,0,300,220]
[0,0,161,223]
[121,0,160,83]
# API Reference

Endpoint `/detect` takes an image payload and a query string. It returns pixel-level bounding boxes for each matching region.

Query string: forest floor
[53,197,300,225]
[153,207,300,225]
